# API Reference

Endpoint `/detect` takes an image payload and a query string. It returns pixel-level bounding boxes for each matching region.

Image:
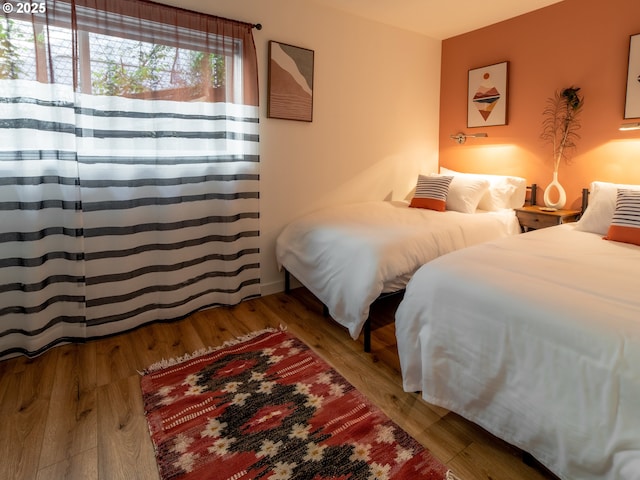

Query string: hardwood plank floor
[0,288,558,480]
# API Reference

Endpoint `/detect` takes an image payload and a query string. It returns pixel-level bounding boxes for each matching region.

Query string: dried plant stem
[540,87,584,173]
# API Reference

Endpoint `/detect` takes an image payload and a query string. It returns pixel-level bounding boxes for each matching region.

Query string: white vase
[543,171,566,209]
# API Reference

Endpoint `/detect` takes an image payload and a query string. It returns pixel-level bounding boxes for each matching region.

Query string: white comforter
[276,200,519,339]
[395,224,640,480]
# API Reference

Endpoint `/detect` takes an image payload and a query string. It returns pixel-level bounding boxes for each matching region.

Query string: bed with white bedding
[395,182,640,479]
[276,198,521,347]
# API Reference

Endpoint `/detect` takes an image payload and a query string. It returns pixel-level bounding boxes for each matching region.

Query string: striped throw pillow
[604,189,640,246]
[409,175,453,211]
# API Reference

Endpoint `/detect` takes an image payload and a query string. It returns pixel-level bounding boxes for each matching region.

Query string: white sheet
[276,200,520,339]
[395,224,640,480]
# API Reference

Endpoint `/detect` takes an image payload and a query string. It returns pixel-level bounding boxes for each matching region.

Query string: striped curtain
[0,0,260,359]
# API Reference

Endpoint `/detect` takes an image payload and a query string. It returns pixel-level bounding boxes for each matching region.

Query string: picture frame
[267,41,314,122]
[624,33,640,119]
[467,61,508,127]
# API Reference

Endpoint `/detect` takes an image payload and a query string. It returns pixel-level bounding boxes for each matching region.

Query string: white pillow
[440,167,527,210]
[430,173,490,213]
[575,181,640,235]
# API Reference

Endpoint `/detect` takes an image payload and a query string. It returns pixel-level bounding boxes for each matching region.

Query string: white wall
[156,0,442,294]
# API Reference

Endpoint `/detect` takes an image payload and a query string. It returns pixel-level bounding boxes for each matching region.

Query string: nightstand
[515,205,581,232]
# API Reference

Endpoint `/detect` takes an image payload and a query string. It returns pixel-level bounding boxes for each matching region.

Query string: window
[1,3,245,102]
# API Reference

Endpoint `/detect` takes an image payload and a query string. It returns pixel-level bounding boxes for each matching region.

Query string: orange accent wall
[440,0,640,209]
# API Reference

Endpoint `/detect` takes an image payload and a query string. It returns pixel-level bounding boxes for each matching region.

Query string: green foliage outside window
[91,43,173,96]
[90,42,227,98]
[0,16,227,99]
[0,19,23,79]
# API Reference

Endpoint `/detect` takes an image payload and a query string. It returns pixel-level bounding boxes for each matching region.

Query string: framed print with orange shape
[467,61,508,127]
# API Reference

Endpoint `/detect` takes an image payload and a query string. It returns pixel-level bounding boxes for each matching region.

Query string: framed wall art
[467,61,508,127]
[267,41,314,122]
[624,33,640,119]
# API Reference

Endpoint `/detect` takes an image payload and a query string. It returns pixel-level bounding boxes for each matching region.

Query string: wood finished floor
[0,288,558,480]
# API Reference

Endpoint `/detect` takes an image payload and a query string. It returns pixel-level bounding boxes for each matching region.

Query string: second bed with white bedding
[395,223,640,480]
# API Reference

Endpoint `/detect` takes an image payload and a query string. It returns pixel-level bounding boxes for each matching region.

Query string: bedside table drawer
[516,211,561,230]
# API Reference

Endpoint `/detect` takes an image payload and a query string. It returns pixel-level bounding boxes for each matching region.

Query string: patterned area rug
[141,328,459,480]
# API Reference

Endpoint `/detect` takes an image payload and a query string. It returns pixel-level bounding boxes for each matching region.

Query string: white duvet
[395,224,640,480]
[276,200,519,339]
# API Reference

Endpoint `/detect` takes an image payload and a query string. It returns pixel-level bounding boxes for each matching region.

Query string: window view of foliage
[1,16,227,99]
[188,51,226,89]
[0,19,25,79]
[91,44,172,96]
[90,40,227,98]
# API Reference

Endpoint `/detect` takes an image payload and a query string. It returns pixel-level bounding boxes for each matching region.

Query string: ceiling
[310,0,563,40]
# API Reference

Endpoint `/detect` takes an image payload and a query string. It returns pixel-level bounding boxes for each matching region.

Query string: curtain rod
[141,0,261,31]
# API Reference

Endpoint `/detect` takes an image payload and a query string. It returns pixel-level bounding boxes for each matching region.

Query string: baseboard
[260,280,284,296]
[260,276,302,296]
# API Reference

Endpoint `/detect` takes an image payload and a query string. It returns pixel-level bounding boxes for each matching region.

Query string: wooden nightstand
[515,205,581,232]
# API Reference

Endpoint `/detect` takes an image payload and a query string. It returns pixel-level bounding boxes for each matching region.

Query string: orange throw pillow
[409,175,453,212]
[604,189,640,246]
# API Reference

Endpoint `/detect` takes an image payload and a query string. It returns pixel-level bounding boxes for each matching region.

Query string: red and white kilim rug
[141,328,459,480]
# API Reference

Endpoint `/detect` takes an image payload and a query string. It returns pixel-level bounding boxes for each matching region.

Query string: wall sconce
[450,132,488,144]
[619,122,640,131]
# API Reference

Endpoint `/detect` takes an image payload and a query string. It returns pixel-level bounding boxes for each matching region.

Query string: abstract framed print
[268,41,314,122]
[468,61,508,127]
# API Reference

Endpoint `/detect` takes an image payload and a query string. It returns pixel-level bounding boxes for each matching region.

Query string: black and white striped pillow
[604,188,640,246]
[409,175,453,211]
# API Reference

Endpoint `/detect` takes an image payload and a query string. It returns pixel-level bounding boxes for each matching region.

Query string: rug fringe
[446,470,463,480]
[140,326,285,375]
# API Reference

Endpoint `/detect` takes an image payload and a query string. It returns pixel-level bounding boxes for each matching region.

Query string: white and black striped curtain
[0,0,260,359]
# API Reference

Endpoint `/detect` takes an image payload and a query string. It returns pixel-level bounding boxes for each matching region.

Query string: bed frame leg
[284,269,291,294]
[363,318,371,353]
[284,268,373,353]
